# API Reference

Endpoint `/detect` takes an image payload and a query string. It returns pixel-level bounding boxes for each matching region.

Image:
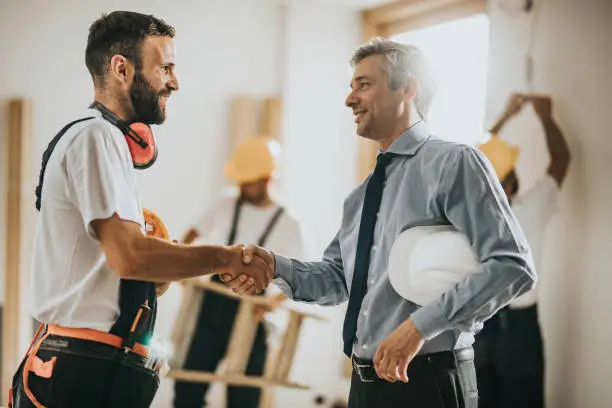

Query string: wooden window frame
[357,0,487,182]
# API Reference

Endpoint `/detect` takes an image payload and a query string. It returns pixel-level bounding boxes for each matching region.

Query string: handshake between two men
[218,245,276,295]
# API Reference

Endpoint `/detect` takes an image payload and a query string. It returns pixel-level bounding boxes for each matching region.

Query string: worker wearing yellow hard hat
[174,136,306,408]
[478,93,524,201]
[475,93,571,408]
[224,136,282,184]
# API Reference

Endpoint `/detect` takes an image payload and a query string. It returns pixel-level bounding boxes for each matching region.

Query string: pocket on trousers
[105,363,160,407]
[20,349,58,407]
[48,350,114,407]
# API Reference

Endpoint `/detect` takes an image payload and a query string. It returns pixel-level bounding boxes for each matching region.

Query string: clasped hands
[218,244,276,295]
[217,245,426,384]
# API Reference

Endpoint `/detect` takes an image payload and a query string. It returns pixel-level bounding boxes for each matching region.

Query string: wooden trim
[228,96,259,147]
[363,0,486,36]
[2,99,34,400]
[365,0,464,25]
[260,96,283,141]
[357,139,379,182]
[381,0,487,36]
[167,369,309,390]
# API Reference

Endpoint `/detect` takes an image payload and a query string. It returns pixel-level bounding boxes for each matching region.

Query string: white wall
[485,0,612,406]
[0,0,362,406]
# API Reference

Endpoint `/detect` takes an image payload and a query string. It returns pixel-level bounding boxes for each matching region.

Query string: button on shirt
[273,121,536,359]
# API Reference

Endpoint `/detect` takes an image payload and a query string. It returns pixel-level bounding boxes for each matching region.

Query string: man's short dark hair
[85,11,175,86]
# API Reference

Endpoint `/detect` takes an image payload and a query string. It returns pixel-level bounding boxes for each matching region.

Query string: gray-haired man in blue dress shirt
[222,37,536,408]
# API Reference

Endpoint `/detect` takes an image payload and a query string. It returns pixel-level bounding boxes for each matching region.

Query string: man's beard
[240,189,269,205]
[129,70,168,125]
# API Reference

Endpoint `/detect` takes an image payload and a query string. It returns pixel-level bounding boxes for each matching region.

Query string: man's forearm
[542,118,571,164]
[411,256,535,340]
[274,254,348,305]
[124,236,236,282]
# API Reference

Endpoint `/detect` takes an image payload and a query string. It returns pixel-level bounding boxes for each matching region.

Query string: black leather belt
[351,347,474,383]
[39,335,163,373]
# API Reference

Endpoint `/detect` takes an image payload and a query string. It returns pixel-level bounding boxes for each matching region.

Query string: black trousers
[173,292,268,408]
[474,305,544,408]
[348,351,478,408]
[11,335,159,408]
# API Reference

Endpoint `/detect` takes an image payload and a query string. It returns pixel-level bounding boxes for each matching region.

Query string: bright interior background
[1,0,612,407]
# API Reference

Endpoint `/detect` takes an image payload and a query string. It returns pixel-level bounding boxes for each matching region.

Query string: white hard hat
[387,225,481,306]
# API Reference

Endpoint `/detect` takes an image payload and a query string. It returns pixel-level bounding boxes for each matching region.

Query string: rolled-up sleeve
[411,146,536,340]
[273,230,349,306]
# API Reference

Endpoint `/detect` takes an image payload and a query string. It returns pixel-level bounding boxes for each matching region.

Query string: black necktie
[342,153,393,357]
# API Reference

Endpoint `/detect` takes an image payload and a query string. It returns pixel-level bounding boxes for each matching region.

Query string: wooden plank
[229,96,259,147]
[362,11,381,42]
[185,279,328,321]
[260,346,280,408]
[168,284,205,369]
[364,0,474,24]
[260,96,283,140]
[272,312,304,381]
[223,301,258,375]
[2,99,34,400]
[167,369,309,390]
[382,0,487,36]
[357,138,379,182]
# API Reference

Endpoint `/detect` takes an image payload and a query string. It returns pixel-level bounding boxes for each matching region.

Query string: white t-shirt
[193,195,305,260]
[30,108,144,331]
[509,174,559,309]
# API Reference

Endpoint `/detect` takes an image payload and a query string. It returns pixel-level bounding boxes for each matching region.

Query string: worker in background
[173,136,306,408]
[476,94,571,408]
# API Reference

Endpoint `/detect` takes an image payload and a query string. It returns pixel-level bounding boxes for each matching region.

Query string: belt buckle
[352,359,375,383]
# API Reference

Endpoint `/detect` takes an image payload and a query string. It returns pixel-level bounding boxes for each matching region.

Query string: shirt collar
[384,121,431,157]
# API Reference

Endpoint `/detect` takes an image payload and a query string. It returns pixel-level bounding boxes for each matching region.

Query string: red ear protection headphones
[35,103,159,211]
[90,102,158,170]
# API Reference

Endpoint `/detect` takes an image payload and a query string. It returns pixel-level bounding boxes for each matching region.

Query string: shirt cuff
[410,303,453,341]
[272,254,294,298]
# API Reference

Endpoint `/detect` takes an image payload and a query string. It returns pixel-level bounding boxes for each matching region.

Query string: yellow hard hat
[224,136,281,183]
[478,135,520,180]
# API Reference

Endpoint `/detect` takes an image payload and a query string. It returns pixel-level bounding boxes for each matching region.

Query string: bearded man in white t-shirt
[10,11,269,408]
[475,94,571,408]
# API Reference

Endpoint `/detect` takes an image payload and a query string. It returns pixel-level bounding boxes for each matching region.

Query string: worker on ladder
[173,136,307,408]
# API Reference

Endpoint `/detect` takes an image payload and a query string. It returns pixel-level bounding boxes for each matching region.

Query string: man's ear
[109,54,134,84]
[404,78,419,100]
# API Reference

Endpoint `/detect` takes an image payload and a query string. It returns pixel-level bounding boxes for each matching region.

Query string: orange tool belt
[8,323,152,408]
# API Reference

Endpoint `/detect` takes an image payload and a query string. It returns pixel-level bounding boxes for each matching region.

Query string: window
[391,14,490,145]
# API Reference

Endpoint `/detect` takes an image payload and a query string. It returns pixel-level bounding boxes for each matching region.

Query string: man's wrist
[273,253,292,281]
[410,305,452,341]
[406,317,424,339]
[211,245,239,275]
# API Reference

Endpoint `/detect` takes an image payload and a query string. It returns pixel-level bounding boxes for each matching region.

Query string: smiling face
[128,35,179,124]
[345,54,414,142]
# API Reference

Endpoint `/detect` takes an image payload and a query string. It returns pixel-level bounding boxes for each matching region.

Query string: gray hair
[350,37,437,120]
